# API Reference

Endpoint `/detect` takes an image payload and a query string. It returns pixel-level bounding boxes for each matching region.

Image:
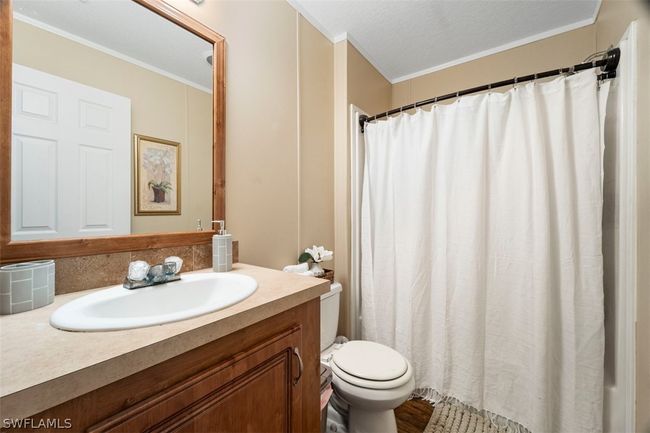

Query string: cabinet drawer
[88,326,303,433]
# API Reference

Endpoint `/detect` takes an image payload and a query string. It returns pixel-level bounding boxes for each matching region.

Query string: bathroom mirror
[0,0,225,262]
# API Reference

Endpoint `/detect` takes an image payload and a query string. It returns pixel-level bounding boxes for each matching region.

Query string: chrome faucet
[123,260,181,290]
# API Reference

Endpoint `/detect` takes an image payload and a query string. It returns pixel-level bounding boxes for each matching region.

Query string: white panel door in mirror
[14,83,57,121]
[11,64,132,241]
[11,134,57,236]
[80,145,112,231]
[79,100,111,131]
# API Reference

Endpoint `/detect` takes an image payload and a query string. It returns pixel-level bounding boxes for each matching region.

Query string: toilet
[321,283,415,433]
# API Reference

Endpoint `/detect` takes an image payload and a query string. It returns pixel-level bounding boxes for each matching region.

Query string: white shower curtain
[361,70,609,433]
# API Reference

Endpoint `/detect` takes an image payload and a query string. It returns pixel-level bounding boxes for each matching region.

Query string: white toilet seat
[331,340,413,390]
[333,340,408,380]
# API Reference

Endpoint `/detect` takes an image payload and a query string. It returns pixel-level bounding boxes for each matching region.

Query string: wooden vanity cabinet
[90,327,303,433]
[10,299,320,433]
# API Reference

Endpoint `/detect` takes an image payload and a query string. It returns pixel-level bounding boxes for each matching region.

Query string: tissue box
[0,260,55,315]
[321,269,334,283]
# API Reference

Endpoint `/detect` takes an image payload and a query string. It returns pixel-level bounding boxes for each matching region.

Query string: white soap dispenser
[211,220,232,272]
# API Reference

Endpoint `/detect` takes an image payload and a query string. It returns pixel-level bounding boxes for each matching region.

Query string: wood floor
[395,398,434,433]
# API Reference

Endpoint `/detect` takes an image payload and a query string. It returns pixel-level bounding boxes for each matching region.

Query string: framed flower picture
[134,134,181,215]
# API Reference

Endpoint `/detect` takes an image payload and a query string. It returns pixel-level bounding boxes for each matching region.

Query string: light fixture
[191,0,204,4]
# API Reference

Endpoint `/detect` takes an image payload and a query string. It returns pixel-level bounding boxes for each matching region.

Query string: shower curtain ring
[513,76,518,89]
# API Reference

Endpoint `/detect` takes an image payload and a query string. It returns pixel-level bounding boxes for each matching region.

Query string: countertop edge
[0,269,329,421]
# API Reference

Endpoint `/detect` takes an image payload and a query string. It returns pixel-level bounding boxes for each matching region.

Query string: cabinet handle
[292,347,303,385]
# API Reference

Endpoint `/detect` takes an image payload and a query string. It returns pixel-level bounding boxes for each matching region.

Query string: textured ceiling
[290,0,601,83]
[13,0,213,91]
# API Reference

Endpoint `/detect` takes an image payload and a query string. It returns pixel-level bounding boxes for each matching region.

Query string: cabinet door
[88,326,304,433]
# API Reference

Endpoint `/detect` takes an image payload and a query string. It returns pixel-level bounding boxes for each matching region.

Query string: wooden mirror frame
[0,0,225,264]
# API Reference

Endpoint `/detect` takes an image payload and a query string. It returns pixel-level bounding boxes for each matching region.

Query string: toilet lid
[332,341,408,381]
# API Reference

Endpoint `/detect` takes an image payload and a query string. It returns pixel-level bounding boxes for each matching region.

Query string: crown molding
[391,11,600,83]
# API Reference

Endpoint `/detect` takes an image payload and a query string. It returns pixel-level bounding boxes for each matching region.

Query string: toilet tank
[320,282,342,352]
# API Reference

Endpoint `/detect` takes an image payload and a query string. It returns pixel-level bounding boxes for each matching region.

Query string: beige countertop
[0,263,329,420]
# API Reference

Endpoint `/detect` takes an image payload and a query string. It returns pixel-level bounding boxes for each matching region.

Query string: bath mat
[423,401,517,433]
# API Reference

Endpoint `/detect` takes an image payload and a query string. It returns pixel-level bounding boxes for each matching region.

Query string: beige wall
[392,25,596,105]
[12,19,213,235]
[164,0,337,271]
[299,17,335,257]
[163,0,299,270]
[390,0,650,429]
[347,44,392,115]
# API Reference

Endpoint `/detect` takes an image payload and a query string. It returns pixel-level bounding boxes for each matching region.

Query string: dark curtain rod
[359,47,621,133]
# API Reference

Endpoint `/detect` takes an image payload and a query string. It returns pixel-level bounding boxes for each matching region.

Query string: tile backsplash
[54,241,239,295]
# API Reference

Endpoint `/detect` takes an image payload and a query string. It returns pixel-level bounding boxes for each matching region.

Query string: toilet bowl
[331,340,415,433]
[320,283,415,433]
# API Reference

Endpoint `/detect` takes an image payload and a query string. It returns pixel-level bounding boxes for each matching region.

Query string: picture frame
[134,134,181,215]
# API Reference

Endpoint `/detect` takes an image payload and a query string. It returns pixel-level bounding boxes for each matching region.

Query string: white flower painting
[134,135,181,215]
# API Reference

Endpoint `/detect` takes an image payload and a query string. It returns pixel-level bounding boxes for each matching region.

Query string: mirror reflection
[11,0,213,241]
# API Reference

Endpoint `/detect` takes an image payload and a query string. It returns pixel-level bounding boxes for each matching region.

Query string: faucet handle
[128,260,150,282]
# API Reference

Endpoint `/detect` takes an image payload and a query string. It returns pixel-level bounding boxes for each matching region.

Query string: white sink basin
[50,273,257,332]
